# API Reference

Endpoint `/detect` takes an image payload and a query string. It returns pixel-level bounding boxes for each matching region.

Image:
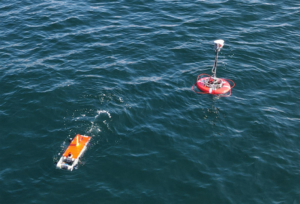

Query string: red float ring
[197,77,231,94]
[191,74,235,96]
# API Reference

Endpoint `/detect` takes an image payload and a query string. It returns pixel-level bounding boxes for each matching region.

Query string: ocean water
[1,0,300,203]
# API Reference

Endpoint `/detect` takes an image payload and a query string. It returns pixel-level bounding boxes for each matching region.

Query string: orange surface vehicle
[56,134,91,171]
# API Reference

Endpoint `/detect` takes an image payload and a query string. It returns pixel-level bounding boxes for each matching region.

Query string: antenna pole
[211,40,224,79]
[212,50,219,79]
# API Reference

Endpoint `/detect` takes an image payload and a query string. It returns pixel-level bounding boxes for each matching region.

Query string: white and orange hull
[56,134,91,171]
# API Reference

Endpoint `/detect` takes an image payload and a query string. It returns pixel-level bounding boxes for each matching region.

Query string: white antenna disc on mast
[214,39,224,50]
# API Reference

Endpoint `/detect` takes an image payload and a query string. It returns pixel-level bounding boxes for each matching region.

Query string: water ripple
[1,0,300,203]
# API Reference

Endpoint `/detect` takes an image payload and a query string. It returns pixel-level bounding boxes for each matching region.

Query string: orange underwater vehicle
[56,134,91,171]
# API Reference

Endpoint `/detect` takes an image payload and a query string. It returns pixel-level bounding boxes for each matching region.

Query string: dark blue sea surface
[1,0,300,203]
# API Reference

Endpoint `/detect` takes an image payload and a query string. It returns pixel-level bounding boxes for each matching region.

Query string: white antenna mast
[212,39,224,79]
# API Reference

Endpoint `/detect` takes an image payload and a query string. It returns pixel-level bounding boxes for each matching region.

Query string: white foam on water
[95,110,111,118]
[87,121,102,134]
